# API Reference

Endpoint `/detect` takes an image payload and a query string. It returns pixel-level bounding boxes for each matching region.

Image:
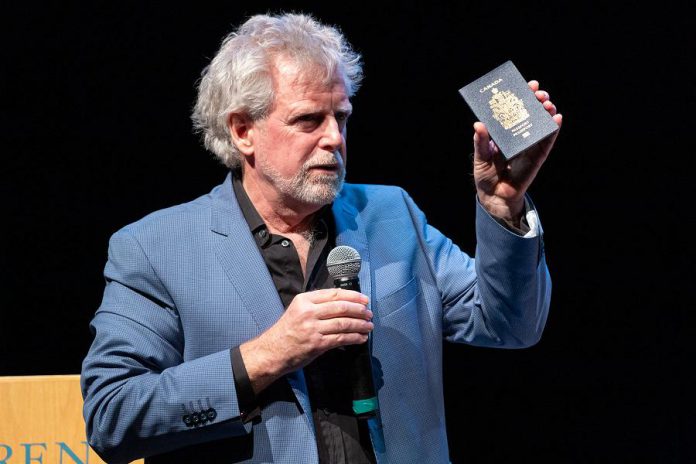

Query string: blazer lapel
[333,191,389,463]
[333,191,372,319]
[209,174,314,432]
[210,174,285,333]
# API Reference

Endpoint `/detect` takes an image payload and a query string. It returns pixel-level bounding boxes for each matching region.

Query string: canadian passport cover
[458,60,558,160]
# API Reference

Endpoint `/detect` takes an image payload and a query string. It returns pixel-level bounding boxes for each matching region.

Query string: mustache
[304,152,343,170]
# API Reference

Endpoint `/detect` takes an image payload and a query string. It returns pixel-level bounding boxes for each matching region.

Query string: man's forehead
[271,56,349,105]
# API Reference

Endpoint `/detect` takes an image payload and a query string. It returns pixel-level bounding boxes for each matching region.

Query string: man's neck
[241,172,320,236]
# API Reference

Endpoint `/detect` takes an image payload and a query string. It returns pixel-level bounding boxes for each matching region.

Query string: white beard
[258,151,345,206]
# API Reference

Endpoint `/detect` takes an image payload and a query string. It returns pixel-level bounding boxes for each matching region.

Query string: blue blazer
[81,174,550,463]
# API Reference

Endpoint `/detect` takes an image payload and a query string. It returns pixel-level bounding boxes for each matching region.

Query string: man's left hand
[472,80,562,225]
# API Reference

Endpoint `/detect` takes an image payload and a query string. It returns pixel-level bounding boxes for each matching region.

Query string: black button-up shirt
[229,172,375,464]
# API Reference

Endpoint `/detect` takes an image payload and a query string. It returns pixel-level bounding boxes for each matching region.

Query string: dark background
[3,1,694,462]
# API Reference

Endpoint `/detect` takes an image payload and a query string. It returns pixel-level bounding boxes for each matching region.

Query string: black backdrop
[3,1,694,462]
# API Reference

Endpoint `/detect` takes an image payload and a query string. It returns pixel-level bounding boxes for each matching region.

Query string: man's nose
[319,116,343,150]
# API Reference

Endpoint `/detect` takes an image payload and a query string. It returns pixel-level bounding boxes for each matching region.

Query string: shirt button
[258,229,267,238]
[281,239,290,247]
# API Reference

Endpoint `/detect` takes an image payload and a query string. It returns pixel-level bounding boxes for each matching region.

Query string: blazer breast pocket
[376,276,421,319]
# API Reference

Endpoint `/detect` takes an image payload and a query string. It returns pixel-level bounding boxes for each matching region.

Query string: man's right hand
[239,288,373,395]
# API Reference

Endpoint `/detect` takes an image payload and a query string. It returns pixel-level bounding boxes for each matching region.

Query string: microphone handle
[333,276,378,418]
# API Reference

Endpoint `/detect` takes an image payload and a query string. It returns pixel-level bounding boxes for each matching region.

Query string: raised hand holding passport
[473,80,563,226]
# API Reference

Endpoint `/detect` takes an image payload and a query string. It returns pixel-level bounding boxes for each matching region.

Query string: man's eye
[297,115,321,124]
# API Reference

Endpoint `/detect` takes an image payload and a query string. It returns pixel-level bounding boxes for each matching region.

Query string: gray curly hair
[192,13,363,169]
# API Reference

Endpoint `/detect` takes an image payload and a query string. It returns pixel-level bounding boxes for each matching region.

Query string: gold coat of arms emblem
[488,88,530,130]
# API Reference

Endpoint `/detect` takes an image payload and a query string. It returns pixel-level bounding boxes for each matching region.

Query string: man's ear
[227,113,256,156]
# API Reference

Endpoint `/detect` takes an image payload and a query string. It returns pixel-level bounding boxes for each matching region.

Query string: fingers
[536,89,563,128]
[537,91,557,116]
[534,89,549,102]
[323,332,370,346]
[315,299,372,320]
[293,289,372,321]
[317,317,374,336]
[531,84,561,121]
[542,99,557,116]
[553,113,563,128]
[299,290,374,345]
[306,288,369,305]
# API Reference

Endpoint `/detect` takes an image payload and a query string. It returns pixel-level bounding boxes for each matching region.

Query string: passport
[458,61,559,160]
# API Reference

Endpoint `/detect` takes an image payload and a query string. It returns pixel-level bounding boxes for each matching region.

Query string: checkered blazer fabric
[81,173,551,463]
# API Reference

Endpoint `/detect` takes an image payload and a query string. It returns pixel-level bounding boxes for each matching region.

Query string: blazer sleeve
[81,229,250,463]
[402,190,551,348]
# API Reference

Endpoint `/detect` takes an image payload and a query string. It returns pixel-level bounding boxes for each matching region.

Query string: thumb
[473,122,492,163]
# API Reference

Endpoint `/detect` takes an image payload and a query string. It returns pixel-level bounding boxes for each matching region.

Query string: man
[81,13,561,464]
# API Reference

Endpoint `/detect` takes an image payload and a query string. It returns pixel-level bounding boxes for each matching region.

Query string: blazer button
[206,408,217,421]
[192,413,200,425]
[198,411,208,424]
[183,415,193,427]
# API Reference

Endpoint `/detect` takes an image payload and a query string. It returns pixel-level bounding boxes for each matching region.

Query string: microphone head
[327,246,362,279]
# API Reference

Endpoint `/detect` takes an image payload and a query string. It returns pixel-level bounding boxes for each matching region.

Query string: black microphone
[326,245,378,419]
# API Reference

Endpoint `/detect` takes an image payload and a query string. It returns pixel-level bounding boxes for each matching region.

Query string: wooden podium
[0,375,143,463]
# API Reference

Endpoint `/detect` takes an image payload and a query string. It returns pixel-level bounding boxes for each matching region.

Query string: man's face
[250,59,352,207]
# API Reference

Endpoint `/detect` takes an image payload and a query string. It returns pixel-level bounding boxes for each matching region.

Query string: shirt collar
[231,169,332,245]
